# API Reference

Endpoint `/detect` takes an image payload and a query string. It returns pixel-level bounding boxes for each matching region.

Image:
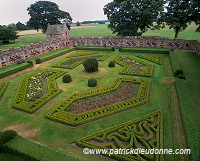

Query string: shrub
[108,61,115,67]
[174,69,183,77]
[27,61,33,66]
[83,58,98,73]
[88,78,97,87]
[177,74,186,79]
[36,58,42,64]
[0,130,18,145]
[111,47,115,51]
[63,74,72,83]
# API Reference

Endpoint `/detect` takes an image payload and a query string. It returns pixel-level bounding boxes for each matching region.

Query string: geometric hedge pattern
[46,77,150,126]
[76,110,163,161]
[113,55,153,77]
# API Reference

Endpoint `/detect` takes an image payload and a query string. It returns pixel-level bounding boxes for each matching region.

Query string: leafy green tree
[0,28,19,43]
[103,0,165,36]
[27,1,72,32]
[158,0,200,38]
[7,23,17,31]
[16,22,27,30]
[76,21,81,26]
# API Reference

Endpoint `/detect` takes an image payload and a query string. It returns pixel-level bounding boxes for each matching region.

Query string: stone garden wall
[0,35,199,68]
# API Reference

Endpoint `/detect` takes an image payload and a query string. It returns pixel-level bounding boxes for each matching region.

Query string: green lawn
[1,49,195,160]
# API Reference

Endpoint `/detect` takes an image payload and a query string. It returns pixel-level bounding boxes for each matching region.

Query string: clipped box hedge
[37,48,75,63]
[76,110,163,161]
[75,46,114,51]
[0,82,9,99]
[52,54,109,69]
[0,62,33,79]
[175,78,199,161]
[135,54,163,65]
[2,136,78,161]
[119,47,169,54]
[12,69,66,113]
[113,55,153,77]
[46,77,150,126]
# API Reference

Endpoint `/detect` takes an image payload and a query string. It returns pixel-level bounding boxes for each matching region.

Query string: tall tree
[27,1,72,32]
[103,0,165,36]
[158,0,200,39]
[0,28,19,44]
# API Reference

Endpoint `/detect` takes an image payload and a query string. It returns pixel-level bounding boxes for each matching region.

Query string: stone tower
[46,23,70,44]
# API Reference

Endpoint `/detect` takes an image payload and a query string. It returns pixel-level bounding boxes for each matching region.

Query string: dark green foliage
[83,58,98,73]
[175,79,199,161]
[119,48,169,54]
[27,61,33,66]
[75,46,113,51]
[158,0,200,38]
[27,1,72,32]
[174,69,183,77]
[177,74,186,79]
[76,22,81,26]
[108,61,115,67]
[111,47,115,51]
[36,58,42,64]
[0,63,32,79]
[0,28,19,43]
[88,78,97,87]
[63,74,72,83]
[0,130,17,145]
[104,0,165,36]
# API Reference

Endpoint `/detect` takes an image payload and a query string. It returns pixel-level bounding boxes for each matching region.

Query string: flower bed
[76,110,163,161]
[46,77,150,126]
[113,56,153,77]
[12,69,66,113]
[26,71,53,102]
[52,54,109,69]
[68,82,140,114]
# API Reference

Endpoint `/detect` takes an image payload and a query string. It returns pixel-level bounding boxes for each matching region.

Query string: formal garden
[0,46,199,161]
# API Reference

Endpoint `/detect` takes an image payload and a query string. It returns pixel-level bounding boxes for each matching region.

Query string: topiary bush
[83,58,98,73]
[63,74,72,83]
[108,61,115,67]
[0,130,18,145]
[174,69,183,77]
[88,78,97,87]
[36,58,42,64]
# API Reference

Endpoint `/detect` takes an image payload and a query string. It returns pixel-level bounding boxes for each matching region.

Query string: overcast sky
[0,0,113,25]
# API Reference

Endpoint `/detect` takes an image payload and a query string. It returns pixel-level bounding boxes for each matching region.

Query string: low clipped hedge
[2,136,77,161]
[76,110,163,161]
[75,46,114,51]
[52,54,109,69]
[12,69,66,113]
[0,62,32,79]
[36,48,75,63]
[0,82,9,100]
[135,55,163,65]
[113,55,153,77]
[0,130,18,146]
[175,79,199,161]
[119,47,169,54]
[46,77,150,126]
